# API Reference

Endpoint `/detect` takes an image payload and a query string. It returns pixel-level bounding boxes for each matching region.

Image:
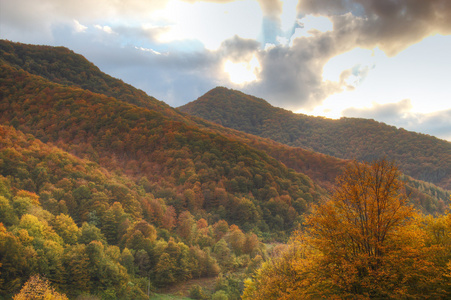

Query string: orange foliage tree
[13,275,68,300]
[243,159,451,299]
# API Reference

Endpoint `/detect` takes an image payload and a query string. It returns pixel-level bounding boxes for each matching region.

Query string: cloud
[298,0,451,56]
[240,29,356,110]
[239,0,451,110]
[342,100,451,141]
[95,25,114,34]
[411,110,451,141]
[343,99,413,123]
[218,35,260,61]
[257,0,283,19]
[0,0,170,44]
[180,0,284,18]
[1,0,450,120]
[73,20,87,33]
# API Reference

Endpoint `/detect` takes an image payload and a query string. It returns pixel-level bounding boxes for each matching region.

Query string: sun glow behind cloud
[155,0,262,50]
[2,0,450,140]
[224,55,261,85]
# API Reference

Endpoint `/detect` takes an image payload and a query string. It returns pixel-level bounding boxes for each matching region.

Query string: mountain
[179,87,451,190]
[0,40,327,298]
[1,40,449,298]
[0,40,188,122]
[1,61,323,232]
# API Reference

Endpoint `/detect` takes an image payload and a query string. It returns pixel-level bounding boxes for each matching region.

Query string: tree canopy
[243,160,451,299]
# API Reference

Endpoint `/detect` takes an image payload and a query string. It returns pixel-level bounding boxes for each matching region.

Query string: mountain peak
[179,88,451,190]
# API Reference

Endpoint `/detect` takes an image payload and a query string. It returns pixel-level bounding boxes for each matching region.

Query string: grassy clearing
[150,293,192,299]
[154,276,217,299]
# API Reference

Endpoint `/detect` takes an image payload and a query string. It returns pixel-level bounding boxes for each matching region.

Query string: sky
[1,0,451,141]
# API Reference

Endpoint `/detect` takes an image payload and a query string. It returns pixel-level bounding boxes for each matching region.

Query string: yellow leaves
[244,159,451,298]
[18,214,63,245]
[52,214,79,245]
[16,229,34,245]
[13,275,68,300]
[307,160,414,261]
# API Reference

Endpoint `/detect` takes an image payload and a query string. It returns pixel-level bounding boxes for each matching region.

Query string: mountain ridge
[179,86,451,190]
[1,39,450,299]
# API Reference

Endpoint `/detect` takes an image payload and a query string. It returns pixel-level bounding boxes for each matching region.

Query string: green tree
[52,214,79,244]
[0,224,36,295]
[189,284,209,300]
[78,222,106,245]
[0,195,18,226]
[153,252,177,286]
[120,247,135,275]
[62,244,90,294]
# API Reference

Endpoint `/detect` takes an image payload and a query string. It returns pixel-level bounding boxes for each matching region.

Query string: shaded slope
[179,87,451,190]
[0,39,187,122]
[178,113,450,215]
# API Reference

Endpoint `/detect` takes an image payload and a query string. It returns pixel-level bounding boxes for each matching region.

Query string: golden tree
[244,159,451,299]
[304,159,414,297]
[13,275,68,300]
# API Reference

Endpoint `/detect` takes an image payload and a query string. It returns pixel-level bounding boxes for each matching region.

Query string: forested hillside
[0,125,266,299]
[0,40,449,299]
[0,62,320,236]
[0,41,328,299]
[179,87,451,190]
[0,40,187,122]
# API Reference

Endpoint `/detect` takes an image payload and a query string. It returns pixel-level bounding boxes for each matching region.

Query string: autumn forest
[0,40,450,299]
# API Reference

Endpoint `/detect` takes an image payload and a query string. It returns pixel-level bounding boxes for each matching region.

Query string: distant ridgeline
[0,40,449,299]
[179,86,451,190]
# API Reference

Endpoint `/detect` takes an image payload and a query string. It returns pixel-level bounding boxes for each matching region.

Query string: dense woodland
[0,125,266,299]
[179,87,451,190]
[1,40,450,299]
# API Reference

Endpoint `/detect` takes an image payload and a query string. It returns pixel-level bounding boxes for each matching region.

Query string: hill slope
[0,39,188,122]
[179,87,451,190]
[0,41,450,298]
[0,125,271,298]
[0,41,449,213]
[0,41,325,298]
[0,59,322,235]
